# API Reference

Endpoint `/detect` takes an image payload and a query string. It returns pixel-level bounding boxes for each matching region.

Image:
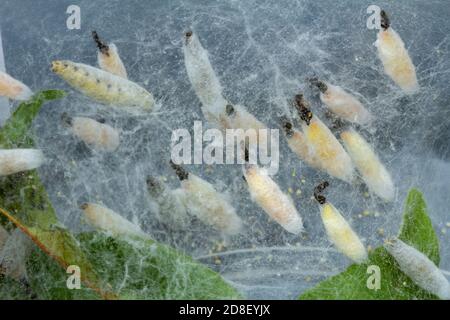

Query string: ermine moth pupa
[340,129,395,201]
[385,238,450,300]
[146,176,190,228]
[80,203,149,239]
[242,149,303,235]
[0,229,31,281]
[170,161,242,235]
[0,149,44,176]
[183,30,228,126]
[51,60,154,110]
[92,31,128,79]
[281,95,355,183]
[314,182,368,264]
[310,78,373,125]
[375,10,419,93]
[62,113,120,152]
[0,70,33,101]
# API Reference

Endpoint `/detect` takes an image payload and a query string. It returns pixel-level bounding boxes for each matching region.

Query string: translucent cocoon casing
[319,202,367,264]
[183,31,228,125]
[243,164,303,235]
[0,149,44,176]
[319,83,373,125]
[285,116,355,183]
[68,116,120,152]
[51,60,155,110]
[80,203,149,239]
[0,70,33,101]
[0,224,8,252]
[222,104,271,153]
[385,238,450,300]
[340,129,395,201]
[97,43,128,79]
[0,229,31,281]
[179,173,243,235]
[146,177,190,229]
[375,27,418,93]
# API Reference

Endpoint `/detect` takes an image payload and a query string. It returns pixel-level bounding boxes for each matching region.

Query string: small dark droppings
[185,31,193,38]
[96,79,101,84]
[74,66,79,71]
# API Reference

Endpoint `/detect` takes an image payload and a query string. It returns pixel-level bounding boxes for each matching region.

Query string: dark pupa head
[146,176,164,194]
[61,112,73,127]
[79,203,89,210]
[314,181,329,205]
[226,104,236,117]
[293,94,313,125]
[280,116,294,137]
[309,77,328,93]
[185,30,193,44]
[380,10,390,30]
[169,160,189,181]
[92,30,109,55]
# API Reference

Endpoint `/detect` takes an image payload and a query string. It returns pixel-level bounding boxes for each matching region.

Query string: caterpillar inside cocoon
[243,163,303,235]
[51,60,155,110]
[146,176,190,228]
[314,182,367,264]
[183,30,228,126]
[281,101,355,183]
[375,10,418,93]
[0,229,31,281]
[80,202,149,239]
[62,113,120,152]
[222,104,272,153]
[92,31,128,79]
[0,149,44,176]
[385,238,450,299]
[0,70,33,101]
[170,161,243,235]
[340,129,395,201]
[311,79,373,125]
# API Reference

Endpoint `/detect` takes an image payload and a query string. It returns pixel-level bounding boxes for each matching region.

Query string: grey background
[0,0,449,299]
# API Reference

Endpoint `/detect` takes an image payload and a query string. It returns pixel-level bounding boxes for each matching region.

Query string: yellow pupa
[281,96,355,183]
[170,161,243,235]
[51,60,154,110]
[311,79,373,125]
[92,31,128,79]
[80,202,149,239]
[375,10,418,93]
[340,129,395,202]
[0,70,33,101]
[62,113,120,152]
[243,163,303,235]
[314,182,367,264]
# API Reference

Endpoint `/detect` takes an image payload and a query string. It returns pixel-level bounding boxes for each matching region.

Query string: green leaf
[398,188,440,265]
[0,90,65,149]
[0,90,116,299]
[0,275,35,300]
[26,232,242,300]
[0,90,240,300]
[299,189,441,300]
